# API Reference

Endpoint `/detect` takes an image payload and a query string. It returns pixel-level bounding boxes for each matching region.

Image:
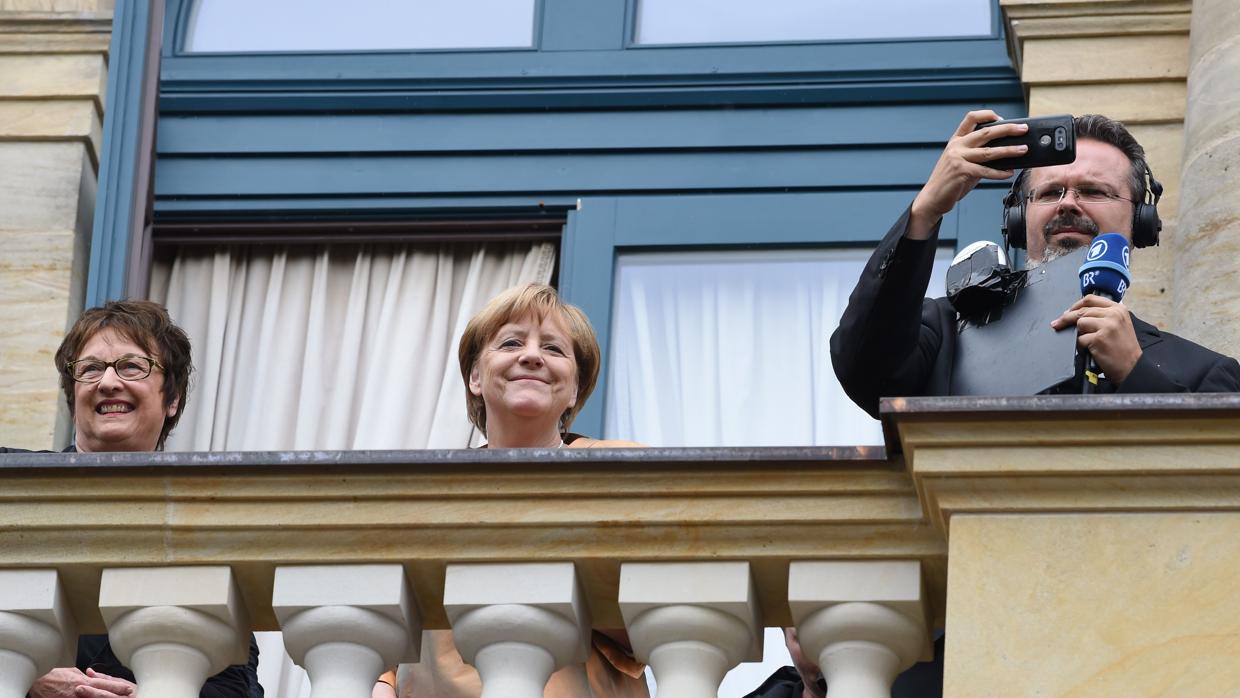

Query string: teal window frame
[157,0,1014,112]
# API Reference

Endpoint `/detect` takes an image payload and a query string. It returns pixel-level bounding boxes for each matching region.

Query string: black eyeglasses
[66,355,163,384]
[1027,185,1134,206]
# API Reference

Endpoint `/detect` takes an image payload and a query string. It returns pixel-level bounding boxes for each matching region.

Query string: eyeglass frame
[1026,184,1136,207]
[65,355,164,384]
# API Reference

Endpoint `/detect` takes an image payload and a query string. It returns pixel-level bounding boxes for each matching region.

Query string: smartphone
[974,114,1076,171]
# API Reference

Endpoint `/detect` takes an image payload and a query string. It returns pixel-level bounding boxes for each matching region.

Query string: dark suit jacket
[0,446,263,698]
[829,206,1240,419]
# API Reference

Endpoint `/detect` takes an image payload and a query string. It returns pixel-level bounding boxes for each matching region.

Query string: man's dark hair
[1022,114,1150,203]
[54,300,193,450]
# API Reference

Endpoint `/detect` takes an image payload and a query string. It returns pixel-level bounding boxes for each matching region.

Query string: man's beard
[1028,212,1099,268]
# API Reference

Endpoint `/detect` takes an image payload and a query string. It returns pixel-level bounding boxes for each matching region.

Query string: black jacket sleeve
[829,205,951,418]
[1118,333,1240,394]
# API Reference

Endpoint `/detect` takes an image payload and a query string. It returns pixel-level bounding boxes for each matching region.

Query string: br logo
[1087,238,1108,261]
[1081,270,1099,287]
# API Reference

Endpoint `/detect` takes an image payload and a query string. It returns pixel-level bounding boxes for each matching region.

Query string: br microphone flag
[1078,232,1132,301]
[1078,232,1132,390]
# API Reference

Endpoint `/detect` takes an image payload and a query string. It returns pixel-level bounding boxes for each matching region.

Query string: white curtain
[149,239,556,698]
[605,248,894,447]
[151,240,555,451]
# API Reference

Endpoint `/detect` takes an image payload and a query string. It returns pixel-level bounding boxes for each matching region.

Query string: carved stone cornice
[885,394,1240,535]
[0,8,112,162]
[0,10,112,54]
[1000,0,1192,77]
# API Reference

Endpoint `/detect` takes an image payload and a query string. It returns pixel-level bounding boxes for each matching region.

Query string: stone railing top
[880,393,1240,455]
[883,392,1240,463]
[0,444,887,472]
[882,392,1240,418]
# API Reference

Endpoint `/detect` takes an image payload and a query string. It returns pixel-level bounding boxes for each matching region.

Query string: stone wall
[0,0,111,449]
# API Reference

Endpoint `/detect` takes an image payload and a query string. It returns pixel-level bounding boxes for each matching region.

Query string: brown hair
[54,300,193,450]
[458,283,600,435]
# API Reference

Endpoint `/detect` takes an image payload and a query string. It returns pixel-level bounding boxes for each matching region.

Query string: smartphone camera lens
[1054,127,1067,150]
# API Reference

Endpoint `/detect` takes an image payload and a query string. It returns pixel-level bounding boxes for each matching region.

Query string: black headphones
[1001,162,1164,250]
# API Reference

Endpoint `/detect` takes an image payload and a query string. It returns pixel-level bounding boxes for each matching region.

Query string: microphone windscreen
[950,240,1008,268]
[1078,232,1131,300]
[946,240,1017,318]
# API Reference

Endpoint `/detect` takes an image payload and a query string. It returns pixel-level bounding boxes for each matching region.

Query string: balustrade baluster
[0,570,76,698]
[619,561,762,698]
[789,561,930,698]
[99,566,249,698]
[273,564,420,698]
[444,562,589,698]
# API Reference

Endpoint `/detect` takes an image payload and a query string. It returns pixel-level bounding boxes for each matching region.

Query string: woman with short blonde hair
[457,282,601,443]
[374,282,647,698]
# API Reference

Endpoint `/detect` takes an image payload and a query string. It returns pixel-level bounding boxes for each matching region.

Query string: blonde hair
[458,283,600,435]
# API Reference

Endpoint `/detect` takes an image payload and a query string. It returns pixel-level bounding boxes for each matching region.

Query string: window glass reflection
[635,0,992,45]
[186,0,537,53]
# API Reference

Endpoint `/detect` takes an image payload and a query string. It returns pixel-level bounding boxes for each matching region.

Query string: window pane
[604,248,950,447]
[635,0,992,45]
[185,0,537,53]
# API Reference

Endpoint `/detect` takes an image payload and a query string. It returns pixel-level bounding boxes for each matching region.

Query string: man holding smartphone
[830,110,1240,418]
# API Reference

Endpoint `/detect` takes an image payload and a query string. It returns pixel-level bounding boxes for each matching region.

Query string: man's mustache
[1042,213,1099,241]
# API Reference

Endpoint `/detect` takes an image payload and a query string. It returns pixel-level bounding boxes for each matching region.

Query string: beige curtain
[148,239,556,697]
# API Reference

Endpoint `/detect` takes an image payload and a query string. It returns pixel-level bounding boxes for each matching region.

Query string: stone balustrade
[0,560,929,698]
[1,395,1239,697]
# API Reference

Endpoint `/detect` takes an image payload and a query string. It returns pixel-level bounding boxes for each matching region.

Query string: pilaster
[0,1,111,449]
[1174,0,1240,359]
[890,395,1240,695]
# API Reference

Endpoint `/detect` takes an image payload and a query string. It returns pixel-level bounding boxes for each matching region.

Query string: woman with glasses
[1,299,262,698]
[374,283,648,698]
[55,299,193,453]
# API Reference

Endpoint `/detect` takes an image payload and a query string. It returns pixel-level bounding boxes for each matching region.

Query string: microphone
[1077,233,1132,392]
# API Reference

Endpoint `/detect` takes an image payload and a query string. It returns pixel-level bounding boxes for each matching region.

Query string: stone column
[0,2,111,449]
[788,561,929,698]
[443,562,589,698]
[98,566,250,698]
[273,564,421,698]
[0,570,76,698]
[1174,0,1240,357]
[618,561,761,698]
